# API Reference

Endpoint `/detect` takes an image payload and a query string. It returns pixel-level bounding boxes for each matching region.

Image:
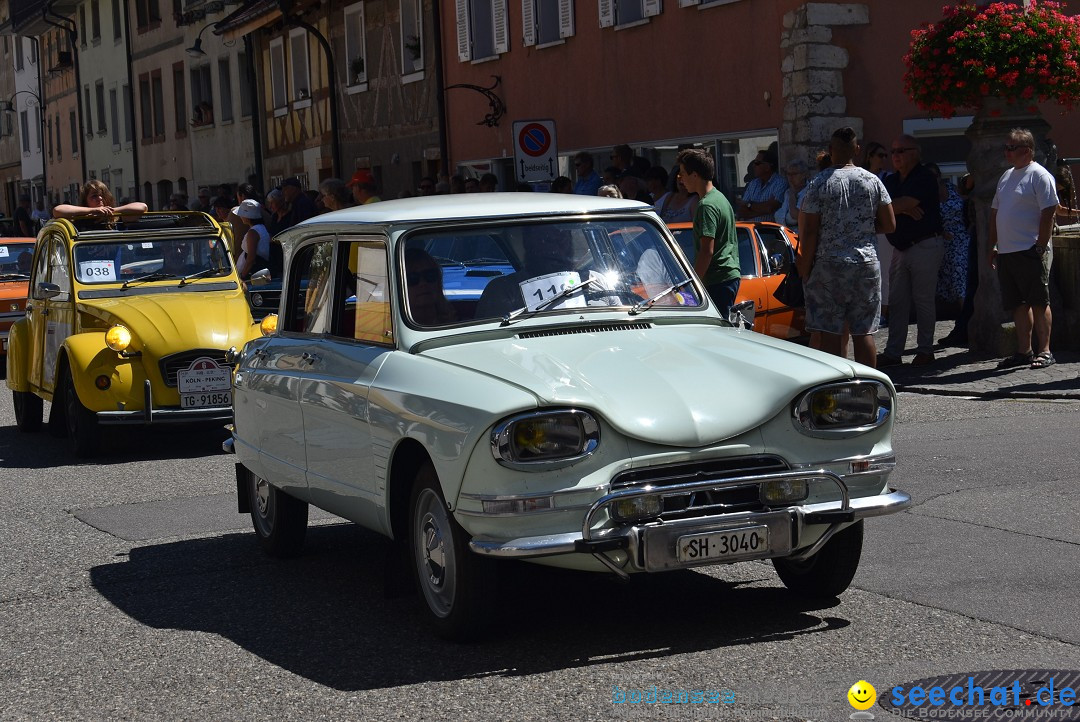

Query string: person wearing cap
[279,177,316,229]
[347,169,381,205]
[234,198,272,280]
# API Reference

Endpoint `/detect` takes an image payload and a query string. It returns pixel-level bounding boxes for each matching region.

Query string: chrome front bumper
[468,469,911,579]
[94,379,232,425]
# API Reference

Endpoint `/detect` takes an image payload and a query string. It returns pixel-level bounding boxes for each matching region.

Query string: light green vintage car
[226,194,909,640]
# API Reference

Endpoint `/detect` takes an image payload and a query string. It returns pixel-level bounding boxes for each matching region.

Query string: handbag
[773,266,805,308]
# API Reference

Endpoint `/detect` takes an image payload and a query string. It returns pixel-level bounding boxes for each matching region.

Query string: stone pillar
[964,98,1052,354]
[1050,229,1080,352]
[780,3,869,168]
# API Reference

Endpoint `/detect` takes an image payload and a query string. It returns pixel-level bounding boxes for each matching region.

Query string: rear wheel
[773,520,864,598]
[409,464,493,641]
[12,390,43,432]
[63,368,100,458]
[247,468,308,557]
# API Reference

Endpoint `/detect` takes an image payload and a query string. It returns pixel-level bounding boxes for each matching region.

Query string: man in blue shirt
[572,152,602,196]
[738,150,788,222]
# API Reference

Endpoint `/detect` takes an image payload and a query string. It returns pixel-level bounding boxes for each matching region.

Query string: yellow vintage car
[6,212,264,456]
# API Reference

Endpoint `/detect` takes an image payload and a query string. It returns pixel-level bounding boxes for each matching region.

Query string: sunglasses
[1004,144,1030,152]
[407,268,440,286]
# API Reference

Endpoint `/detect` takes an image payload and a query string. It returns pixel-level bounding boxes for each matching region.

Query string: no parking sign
[513,119,558,183]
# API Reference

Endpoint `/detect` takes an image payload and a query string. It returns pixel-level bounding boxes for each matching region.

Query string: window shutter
[521,0,535,46]
[559,0,575,38]
[493,0,509,54]
[598,0,614,28]
[643,0,662,17]
[456,0,471,61]
[678,0,699,6]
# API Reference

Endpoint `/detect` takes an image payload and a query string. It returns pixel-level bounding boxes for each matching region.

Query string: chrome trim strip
[469,532,581,557]
[459,483,607,503]
[96,407,232,425]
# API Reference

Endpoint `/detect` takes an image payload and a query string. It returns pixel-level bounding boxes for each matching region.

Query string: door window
[48,238,71,299]
[336,239,391,345]
[284,240,334,334]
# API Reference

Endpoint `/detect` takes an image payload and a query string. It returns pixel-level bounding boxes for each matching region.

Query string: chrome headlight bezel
[792,380,892,438]
[490,409,600,470]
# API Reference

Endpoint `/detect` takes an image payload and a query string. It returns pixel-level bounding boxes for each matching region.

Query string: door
[299,237,392,530]
[754,225,805,339]
[27,234,74,393]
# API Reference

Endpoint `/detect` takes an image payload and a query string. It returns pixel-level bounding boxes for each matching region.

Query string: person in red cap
[348,169,381,205]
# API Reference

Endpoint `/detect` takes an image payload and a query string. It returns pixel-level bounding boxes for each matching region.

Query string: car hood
[420,324,856,447]
[79,291,255,353]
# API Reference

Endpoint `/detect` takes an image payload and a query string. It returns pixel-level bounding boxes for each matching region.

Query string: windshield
[0,242,35,277]
[401,219,702,327]
[72,236,232,284]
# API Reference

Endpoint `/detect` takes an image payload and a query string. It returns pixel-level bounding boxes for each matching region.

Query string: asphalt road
[1,391,1078,721]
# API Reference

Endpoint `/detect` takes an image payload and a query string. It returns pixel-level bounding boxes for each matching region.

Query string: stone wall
[780,3,868,168]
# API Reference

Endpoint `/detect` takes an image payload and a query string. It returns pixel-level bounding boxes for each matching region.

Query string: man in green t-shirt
[677,149,740,315]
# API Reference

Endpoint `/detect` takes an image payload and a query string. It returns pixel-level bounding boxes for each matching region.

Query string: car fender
[5,317,32,392]
[60,332,146,413]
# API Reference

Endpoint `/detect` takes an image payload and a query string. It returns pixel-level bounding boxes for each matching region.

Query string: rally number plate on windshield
[676,526,770,564]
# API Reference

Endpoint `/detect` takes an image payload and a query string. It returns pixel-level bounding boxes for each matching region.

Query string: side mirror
[249,268,271,287]
[34,281,61,300]
[728,299,756,330]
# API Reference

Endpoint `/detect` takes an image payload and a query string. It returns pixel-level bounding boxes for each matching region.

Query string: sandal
[998,351,1034,369]
[1030,351,1057,369]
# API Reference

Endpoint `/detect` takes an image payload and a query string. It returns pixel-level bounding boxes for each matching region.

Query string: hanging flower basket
[903,2,1080,119]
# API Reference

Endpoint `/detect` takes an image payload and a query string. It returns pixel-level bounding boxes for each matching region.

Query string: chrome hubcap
[421,513,446,587]
[255,477,270,517]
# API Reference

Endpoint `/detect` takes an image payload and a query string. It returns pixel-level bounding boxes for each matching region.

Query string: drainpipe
[284,15,340,179]
[242,35,263,189]
[432,0,449,178]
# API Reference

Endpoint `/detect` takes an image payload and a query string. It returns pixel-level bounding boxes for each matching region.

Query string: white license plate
[180,391,231,408]
[676,526,770,563]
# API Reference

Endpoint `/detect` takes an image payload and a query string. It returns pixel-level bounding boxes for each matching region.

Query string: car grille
[611,455,790,520]
[160,349,229,387]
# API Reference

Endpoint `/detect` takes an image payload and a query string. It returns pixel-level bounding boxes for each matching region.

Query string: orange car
[668,221,806,341]
[0,238,36,355]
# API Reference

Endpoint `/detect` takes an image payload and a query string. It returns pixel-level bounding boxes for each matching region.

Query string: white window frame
[288,28,312,108]
[456,0,509,63]
[218,55,234,124]
[269,36,287,116]
[599,0,661,29]
[522,0,575,48]
[344,2,368,91]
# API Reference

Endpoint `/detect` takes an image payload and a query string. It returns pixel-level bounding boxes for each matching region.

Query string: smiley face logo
[848,680,877,710]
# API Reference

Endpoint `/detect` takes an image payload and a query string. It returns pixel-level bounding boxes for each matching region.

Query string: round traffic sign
[518,123,551,157]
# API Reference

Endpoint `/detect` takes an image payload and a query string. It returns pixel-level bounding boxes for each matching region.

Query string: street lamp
[186,22,212,58]
[0,89,44,114]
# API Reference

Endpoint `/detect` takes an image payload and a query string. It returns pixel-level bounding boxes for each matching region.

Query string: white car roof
[286,193,651,230]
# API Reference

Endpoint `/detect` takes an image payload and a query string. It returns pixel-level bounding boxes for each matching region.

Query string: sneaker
[911,352,936,366]
[877,353,903,368]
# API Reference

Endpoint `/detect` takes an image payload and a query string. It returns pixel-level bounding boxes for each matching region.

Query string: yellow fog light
[260,313,278,336]
[611,494,663,522]
[760,479,809,505]
[105,325,132,352]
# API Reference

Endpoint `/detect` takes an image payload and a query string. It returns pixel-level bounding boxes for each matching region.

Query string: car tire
[12,390,43,432]
[63,368,100,458]
[409,464,493,641]
[772,520,864,598]
[247,468,308,557]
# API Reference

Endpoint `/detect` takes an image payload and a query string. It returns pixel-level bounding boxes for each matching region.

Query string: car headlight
[105,324,133,352]
[490,409,600,468]
[259,314,278,336]
[793,380,891,437]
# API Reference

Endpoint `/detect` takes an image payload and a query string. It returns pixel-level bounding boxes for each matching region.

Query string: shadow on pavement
[89,524,848,691]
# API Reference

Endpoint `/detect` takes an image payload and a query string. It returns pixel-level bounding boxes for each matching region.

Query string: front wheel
[247,468,308,557]
[772,520,864,598]
[409,464,493,641]
[12,390,43,432]
[63,368,100,457]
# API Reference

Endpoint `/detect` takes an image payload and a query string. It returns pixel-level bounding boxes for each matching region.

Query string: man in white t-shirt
[990,127,1059,370]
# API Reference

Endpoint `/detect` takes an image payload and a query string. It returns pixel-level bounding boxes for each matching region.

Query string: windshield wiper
[0,272,30,280]
[178,266,227,286]
[121,271,176,290]
[501,276,599,326]
[629,278,694,315]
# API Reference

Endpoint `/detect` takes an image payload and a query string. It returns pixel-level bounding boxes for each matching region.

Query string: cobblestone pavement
[872,319,1080,400]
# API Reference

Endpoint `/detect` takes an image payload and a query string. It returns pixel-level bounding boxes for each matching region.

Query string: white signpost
[513,119,558,183]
